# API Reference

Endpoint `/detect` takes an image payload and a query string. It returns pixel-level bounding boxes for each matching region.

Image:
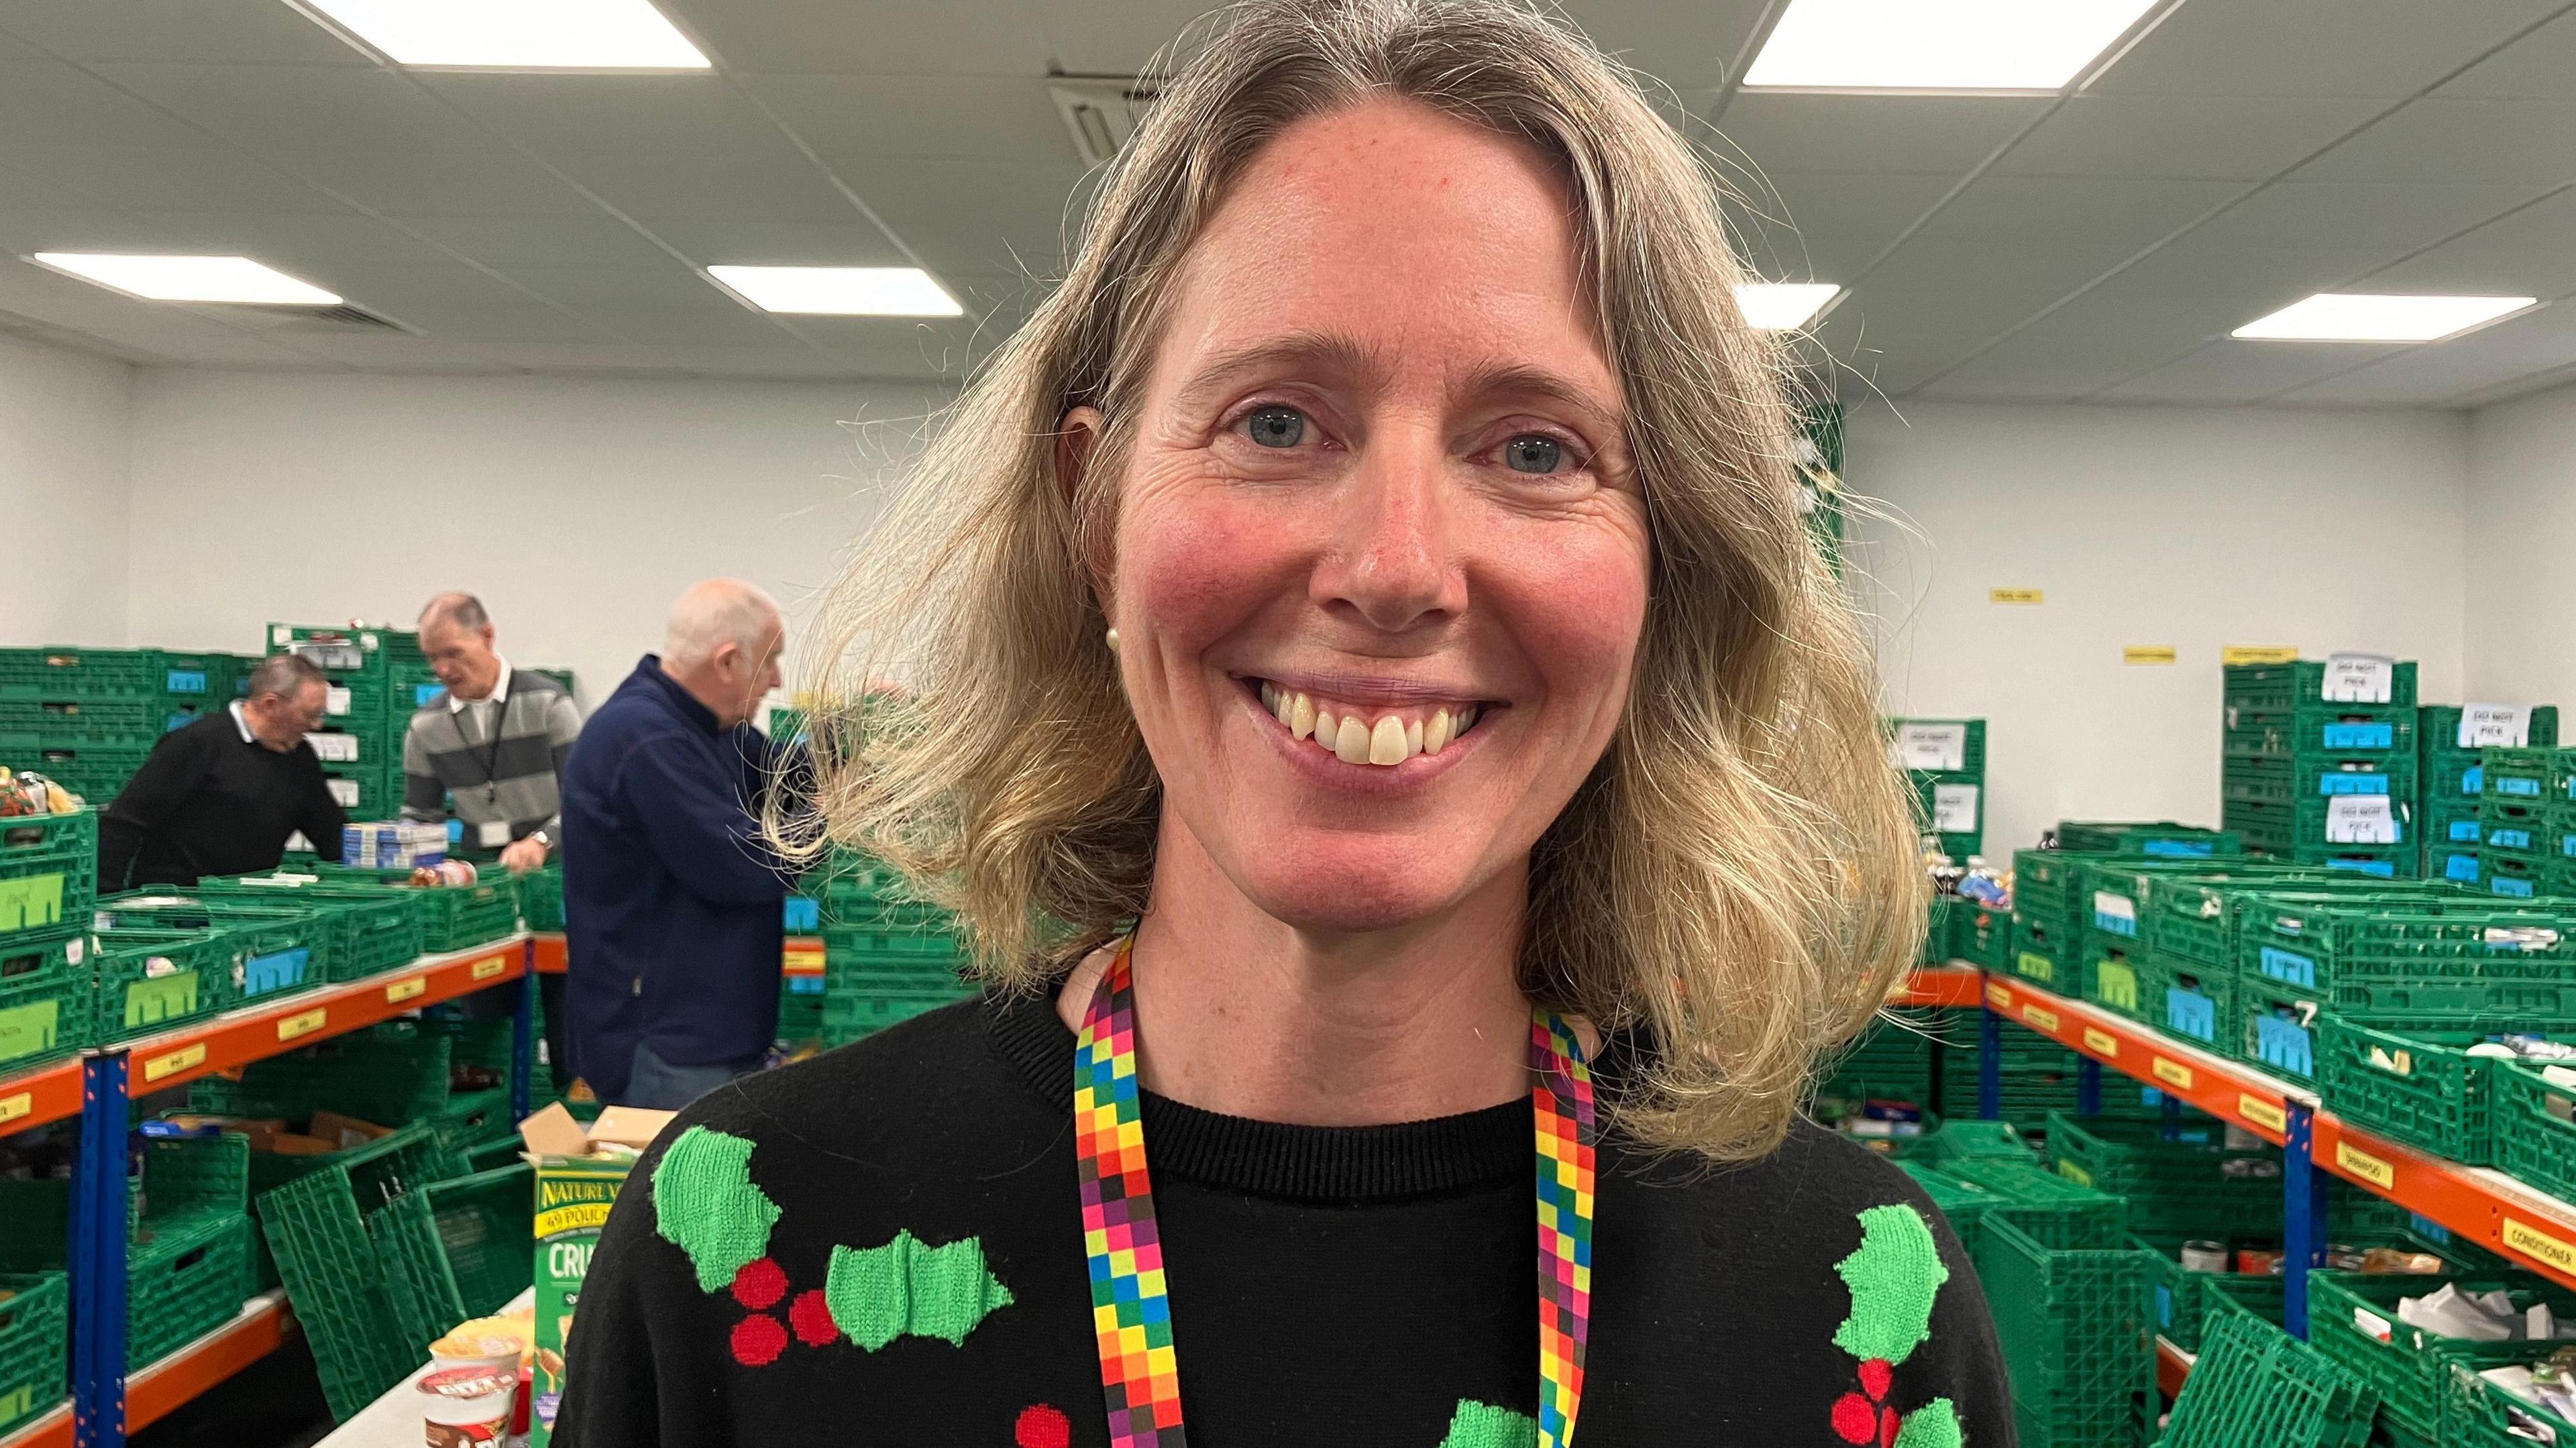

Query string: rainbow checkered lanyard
[1075,938,1599,1447]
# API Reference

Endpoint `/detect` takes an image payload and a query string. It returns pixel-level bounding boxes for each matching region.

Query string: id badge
[478,820,511,849]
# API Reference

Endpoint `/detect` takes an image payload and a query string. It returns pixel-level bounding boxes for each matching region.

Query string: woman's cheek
[1501,515,1652,683]
[1118,469,1301,644]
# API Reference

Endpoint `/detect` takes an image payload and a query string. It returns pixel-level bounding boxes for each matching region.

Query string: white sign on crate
[2320,653,2396,704]
[2326,795,2399,846]
[2459,704,2530,750]
[1932,782,1981,832]
[1892,722,1968,771]
[306,732,360,763]
[325,685,352,716]
[325,777,360,809]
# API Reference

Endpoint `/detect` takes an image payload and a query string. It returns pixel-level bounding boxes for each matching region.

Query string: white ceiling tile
[0,0,372,65]
[737,73,1068,162]
[129,210,457,268]
[624,216,908,268]
[1560,0,1774,89]
[1026,0,1220,76]
[372,304,625,346]
[1708,93,2052,176]
[265,149,602,217]
[1723,171,1961,250]
[2360,188,2576,296]
[1907,175,2245,247]
[2273,302,2576,404]
[2437,11,2576,98]
[661,0,1053,75]
[473,264,718,309]
[824,155,1093,276]
[1995,95,2388,180]
[2089,0,2569,98]
[2290,99,2576,186]
[1817,331,2000,396]
[91,63,496,158]
[0,144,346,213]
[564,301,796,347]
[2088,339,2412,403]
[545,148,857,223]
[1911,363,2145,402]
[300,260,571,317]
[2189,180,2551,253]
[417,73,788,158]
[0,57,223,149]
[390,214,684,268]
[1729,233,1889,289]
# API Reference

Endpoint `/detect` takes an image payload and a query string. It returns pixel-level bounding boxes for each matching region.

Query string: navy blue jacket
[559,655,804,1099]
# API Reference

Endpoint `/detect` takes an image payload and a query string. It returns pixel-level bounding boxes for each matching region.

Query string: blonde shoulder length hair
[794,0,1927,1162]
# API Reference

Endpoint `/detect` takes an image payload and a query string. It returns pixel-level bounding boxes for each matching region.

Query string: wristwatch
[528,829,552,852]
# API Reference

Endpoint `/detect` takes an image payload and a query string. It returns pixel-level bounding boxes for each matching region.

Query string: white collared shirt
[447,654,513,714]
[227,700,255,743]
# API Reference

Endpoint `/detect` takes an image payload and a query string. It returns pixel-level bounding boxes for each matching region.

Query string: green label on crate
[123,970,199,1028]
[2016,951,2054,983]
[0,871,64,931]
[2094,960,2137,1013]
[0,998,60,1062]
[0,1386,29,1429]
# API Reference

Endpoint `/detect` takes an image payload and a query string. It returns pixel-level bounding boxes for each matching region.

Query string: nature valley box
[519,1103,672,1448]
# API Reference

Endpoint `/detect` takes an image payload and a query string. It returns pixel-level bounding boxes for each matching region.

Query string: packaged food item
[419,1363,517,1448]
[431,1315,533,1375]
[519,1103,672,1447]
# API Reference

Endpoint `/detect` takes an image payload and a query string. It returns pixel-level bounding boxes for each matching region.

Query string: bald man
[558,579,809,1109]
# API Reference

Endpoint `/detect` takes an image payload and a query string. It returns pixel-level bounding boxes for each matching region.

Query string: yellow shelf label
[277,1007,328,1042]
[2239,1095,2287,1134]
[2337,1141,2396,1190]
[143,1042,207,1083]
[470,955,508,981]
[0,1092,29,1127]
[2223,646,2300,665]
[1990,588,2043,605]
[2504,1219,2576,1274]
[1984,981,2012,1011]
[386,976,427,1004]
[2124,646,2178,665]
[2082,1027,2120,1057]
[2023,1005,2060,1032]
[2152,1057,2194,1091]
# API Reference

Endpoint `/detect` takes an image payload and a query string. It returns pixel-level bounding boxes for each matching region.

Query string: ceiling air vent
[1050,77,1157,167]
[235,302,413,334]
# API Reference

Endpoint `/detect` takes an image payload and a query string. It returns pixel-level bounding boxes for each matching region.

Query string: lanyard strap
[1073,939,1598,1448]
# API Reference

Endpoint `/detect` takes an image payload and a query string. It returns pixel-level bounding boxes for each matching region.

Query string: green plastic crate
[424,1087,516,1159]
[2138,954,2235,1053]
[199,877,424,979]
[369,1163,533,1355]
[2015,848,2118,934]
[92,927,239,1040]
[195,1021,455,1139]
[128,1212,255,1370]
[2443,1354,2576,1448]
[0,929,89,1069]
[0,1272,66,1437]
[93,891,340,991]
[515,865,564,932]
[2047,1113,2282,1242]
[2009,913,2072,989]
[0,647,163,698]
[1957,904,2012,969]
[0,808,96,941]
[2307,1270,2576,1437]
[2241,988,2329,1082]
[2479,746,2571,805]
[2239,895,2576,1011]
[2225,661,2421,713]
[2056,821,2245,859]
[2420,706,2560,756]
[2161,1309,2379,1448]
[258,1123,473,1421]
[1931,1158,2127,1247]
[2082,932,2147,1021]
[819,987,970,1047]
[2225,708,2420,765]
[2488,1058,2576,1206]
[1894,1160,2005,1245]
[1976,1215,2156,1448]
[307,867,518,953]
[2317,1020,2567,1165]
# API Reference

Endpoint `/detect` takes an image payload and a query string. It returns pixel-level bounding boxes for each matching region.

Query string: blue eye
[1503,435,1564,474]
[1244,406,1305,448]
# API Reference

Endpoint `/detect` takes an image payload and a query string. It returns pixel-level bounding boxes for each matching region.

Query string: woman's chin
[1233,856,1483,936]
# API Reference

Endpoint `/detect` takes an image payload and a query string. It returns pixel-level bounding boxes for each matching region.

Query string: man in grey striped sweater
[402,592,584,874]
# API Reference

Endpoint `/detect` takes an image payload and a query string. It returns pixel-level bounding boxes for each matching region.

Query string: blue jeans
[619,1042,763,1110]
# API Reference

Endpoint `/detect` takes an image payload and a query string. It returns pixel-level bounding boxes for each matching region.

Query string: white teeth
[1368,715,1409,765]
[1314,708,1337,747]
[1272,687,1293,726]
[1425,708,1451,756]
[1405,717,1424,757]
[1334,715,1371,763]
[1291,693,1316,740]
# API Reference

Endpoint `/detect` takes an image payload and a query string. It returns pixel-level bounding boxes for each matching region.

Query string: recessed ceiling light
[1745,0,2165,92]
[293,0,709,69]
[1735,282,1842,331]
[2231,293,2539,343]
[30,253,342,305]
[708,266,964,317]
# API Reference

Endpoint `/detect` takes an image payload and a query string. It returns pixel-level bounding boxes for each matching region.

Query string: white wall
[2465,381,2576,706]
[0,333,131,645]
[123,371,947,708]
[1845,402,2471,858]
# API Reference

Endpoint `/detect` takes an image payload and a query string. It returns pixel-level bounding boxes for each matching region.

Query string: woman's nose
[1312,437,1466,634]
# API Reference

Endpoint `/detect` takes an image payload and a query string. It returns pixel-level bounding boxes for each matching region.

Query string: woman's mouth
[1246,679,1492,767]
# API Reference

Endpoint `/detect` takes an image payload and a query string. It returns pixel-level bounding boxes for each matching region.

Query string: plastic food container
[419,1364,517,1448]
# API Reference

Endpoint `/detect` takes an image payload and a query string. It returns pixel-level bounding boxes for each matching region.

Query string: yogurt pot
[421,1364,518,1448]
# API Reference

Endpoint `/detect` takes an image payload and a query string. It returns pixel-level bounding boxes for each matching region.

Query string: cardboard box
[519,1103,671,1448]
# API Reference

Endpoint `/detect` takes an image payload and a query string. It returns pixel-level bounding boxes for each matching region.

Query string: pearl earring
[1105,627,1120,652]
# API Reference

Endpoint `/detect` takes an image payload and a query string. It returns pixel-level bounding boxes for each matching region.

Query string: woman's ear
[1056,405,1104,508]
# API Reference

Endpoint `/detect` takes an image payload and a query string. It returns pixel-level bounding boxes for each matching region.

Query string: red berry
[731,1257,788,1311]
[1879,1404,1900,1448]
[1858,1357,1893,1401]
[1015,1404,1072,1448]
[789,1288,837,1347]
[1831,1392,1876,1445]
[730,1313,788,1368]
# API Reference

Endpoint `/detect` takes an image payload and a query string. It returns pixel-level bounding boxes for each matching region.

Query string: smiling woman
[554,2,2007,1445]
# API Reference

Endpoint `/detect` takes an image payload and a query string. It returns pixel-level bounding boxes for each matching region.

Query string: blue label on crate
[2561,834,2576,858]
[2321,722,2395,750]
[2490,827,2534,850]
[784,896,820,932]
[2255,1014,2315,1078]
[415,682,444,708]
[2094,909,2139,936]
[2155,1284,2174,1327]
[2316,772,2392,796]
[2163,987,2218,1043]
[2141,840,2218,858]
[2445,853,2484,883]
[2500,778,2542,797]
[164,668,207,695]
[164,711,194,732]
[2463,765,2484,794]
[2326,858,2398,877]
[243,947,310,996]
[2450,818,2485,842]
[2258,946,2318,991]
[787,974,824,995]
[2496,878,2536,897]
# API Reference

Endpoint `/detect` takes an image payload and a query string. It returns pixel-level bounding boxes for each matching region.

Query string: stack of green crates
[0,807,97,1071]
[1890,717,1985,859]
[813,852,972,1047]
[199,872,425,979]
[1971,1201,2155,1448]
[2418,707,2559,887]
[2161,1311,2380,1448]
[3,647,254,805]
[2222,659,2422,877]
[269,624,427,823]
[2308,1266,2576,1445]
[0,1265,67,1437]
[2477,745,2575,901]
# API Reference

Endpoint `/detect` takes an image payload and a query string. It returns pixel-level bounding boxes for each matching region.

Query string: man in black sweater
[98,653,348,889]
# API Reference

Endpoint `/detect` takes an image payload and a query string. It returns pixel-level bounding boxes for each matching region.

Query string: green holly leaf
[651,1126,782,1293]
[1437,1400,1536,1448]
[824,1230,1014,1350]
[1893,1398,1962,1448]
[1833,1204,1948,1365]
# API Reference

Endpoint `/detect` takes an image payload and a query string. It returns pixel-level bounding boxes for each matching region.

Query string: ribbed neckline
[983,989,1529,1203]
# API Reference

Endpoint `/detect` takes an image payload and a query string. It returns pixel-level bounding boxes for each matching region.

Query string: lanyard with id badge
[457,699,513,848]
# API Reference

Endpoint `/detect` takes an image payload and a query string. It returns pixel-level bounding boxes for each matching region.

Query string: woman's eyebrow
[1170,330,1385,414]
[1452,361,1624,437]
